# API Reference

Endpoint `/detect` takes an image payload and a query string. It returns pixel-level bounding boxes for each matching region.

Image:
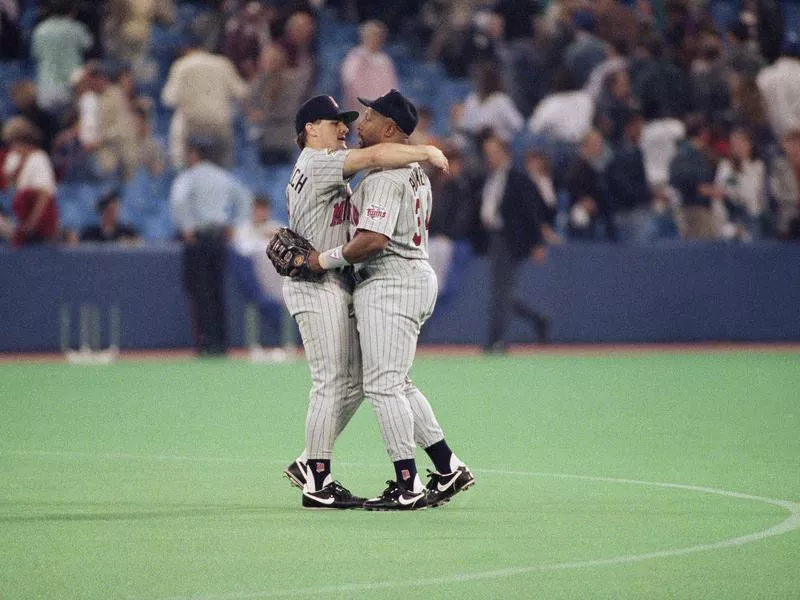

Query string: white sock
[449,453,466,472]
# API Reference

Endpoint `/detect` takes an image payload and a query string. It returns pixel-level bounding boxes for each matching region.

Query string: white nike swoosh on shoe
[398,492,424,506]
[437,474,459,493]
[304,492,335,505]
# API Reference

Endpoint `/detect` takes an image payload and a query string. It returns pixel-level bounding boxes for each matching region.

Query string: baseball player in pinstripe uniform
[281,95,450,509]
[308,90,475,510]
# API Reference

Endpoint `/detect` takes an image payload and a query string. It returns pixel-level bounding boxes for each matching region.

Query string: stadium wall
[2,242,800,352]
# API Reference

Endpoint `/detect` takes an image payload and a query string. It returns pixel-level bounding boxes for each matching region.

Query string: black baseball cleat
[426,466,476,507]
[283,459,307,489]
[302,481,365,509]
[362,480,431,511]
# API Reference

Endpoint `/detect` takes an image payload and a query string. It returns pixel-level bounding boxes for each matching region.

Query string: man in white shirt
[757,33,800,141]
[528,71,594,144]
[162,37,247,168]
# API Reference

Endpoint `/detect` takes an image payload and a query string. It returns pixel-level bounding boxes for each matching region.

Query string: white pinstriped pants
[283,273,363,459]
[353,259,445,462]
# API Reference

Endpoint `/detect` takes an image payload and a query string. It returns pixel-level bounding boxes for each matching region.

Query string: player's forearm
[312,231,389,270]
[343,144,434,177]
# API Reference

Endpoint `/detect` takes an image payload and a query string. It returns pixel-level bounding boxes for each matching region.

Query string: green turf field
[1,350,799,600]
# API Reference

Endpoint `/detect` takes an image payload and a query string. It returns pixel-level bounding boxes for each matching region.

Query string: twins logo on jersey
[365,204,388,220]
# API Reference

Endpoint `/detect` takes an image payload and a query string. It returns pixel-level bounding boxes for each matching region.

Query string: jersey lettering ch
[350,163,432,260]
[286,148,354,251]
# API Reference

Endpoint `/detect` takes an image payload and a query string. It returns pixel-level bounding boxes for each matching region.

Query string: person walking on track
[308,89,475,510]
[281,94,449,509]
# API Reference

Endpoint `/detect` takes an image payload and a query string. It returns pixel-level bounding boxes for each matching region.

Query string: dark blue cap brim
[338,110,360,125]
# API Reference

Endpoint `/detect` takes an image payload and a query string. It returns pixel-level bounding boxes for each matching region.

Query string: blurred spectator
[566,128,614,241]
[504,16,549,116]
[728,73,773,151]
[161,36,247,168]
[479,132,549,353]
[130,99,166,176]
[1,117,59,247]
[246,43,305,166]
[222,1,274,80]
[606,109,655,243]
[640,99,686,188]
[564,9,608,88]
[630,32,692,121]
[595,68,639,143]
[494,0,540,43]
[10,80,58,153]
[669,114,723,240]
[756,33,800,142]
[0,0,21,59]
[769,129,800,239]
[103,0,175,65]
[528,69,594,144]
[169,136,252,356]
[586,38,630,101]
[427,4,505,78]
[340,20,398,112]
[229,195,286,344]
[523,148,561,244]
[725,18,766,78]
[52,62,119,181]
[31,0,93,116]
[427,143,481,294]
[272,10,316,101]
[232,194,282,257]
[457,61,524,143]
[75,189,139,243]
[594,0,641,50]
[690,30,730,126]
[713,127,766,241]
[98,65,137,180]
[751,0,785,64]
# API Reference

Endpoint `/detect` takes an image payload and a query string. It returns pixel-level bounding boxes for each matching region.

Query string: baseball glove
[266,227,322,281]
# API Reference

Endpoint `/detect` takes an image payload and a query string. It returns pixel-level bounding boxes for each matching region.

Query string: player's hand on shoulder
[425,145,449,174]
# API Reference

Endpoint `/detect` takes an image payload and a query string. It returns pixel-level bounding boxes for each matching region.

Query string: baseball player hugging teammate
[270,90,474,511]
[274,94,451,509]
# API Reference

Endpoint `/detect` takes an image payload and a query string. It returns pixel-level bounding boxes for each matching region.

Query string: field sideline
[1,347,798,599]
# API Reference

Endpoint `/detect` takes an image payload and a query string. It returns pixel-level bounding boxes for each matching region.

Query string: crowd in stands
[2,0,800,252]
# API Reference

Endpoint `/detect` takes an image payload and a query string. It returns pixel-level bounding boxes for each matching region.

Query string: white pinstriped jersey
[350,162,431,260]
[286,147,354,251]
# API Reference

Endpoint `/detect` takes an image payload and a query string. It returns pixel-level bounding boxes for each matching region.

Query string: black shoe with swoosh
[426,466,476,507]
[363,480,431,511]
[302,481,366,509]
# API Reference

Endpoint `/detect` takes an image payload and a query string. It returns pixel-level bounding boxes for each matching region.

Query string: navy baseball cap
[357,89,419,136]
[294,95,359,135]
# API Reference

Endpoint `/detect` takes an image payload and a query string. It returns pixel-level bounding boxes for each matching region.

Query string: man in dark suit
[479,132,550,353]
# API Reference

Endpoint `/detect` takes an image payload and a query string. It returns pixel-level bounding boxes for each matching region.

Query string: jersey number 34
[412,196,429,247]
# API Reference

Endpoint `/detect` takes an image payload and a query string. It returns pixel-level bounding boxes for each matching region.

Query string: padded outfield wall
[1,242,799,352]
